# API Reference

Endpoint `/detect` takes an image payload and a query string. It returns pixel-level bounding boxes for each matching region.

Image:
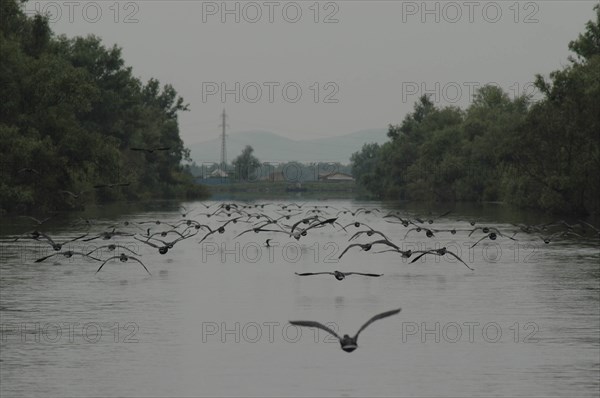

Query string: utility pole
[218,109,228,171]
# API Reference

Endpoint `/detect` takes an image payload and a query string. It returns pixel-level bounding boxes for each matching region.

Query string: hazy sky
[29,0,597,144]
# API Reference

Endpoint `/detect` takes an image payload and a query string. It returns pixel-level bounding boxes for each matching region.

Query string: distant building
[318,172,355,182]
[210,168,229,178]
[196,168,229,185]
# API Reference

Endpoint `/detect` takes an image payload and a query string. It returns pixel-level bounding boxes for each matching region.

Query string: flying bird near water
[96,253,151,275]
[36,232,88,251]
[338,239,400,259]
[348,229,390,242]
[35,251,100,263]
[17,167,40,175]
[295,270,383,280]
[86,244,140,256]
[289,308,402,352]
[59,190,88,199]
[19,215,54,226]
[410,247,473,270]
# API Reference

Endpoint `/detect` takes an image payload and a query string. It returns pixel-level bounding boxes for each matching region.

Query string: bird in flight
[59,190,88,199]
[348,229,390,242]
[470,231,516,248]
[289,308,402,352]
[409,247,473,270]
[83,228,134,242]
[19,215,54,225]
[86,244,140,257]
[18,167,40,175]
[129,146,171,153]
[37,232,88,251]
[295,270,383,280]
[96,253,151,275]
[35,251,100,263]
[338,239,400,259]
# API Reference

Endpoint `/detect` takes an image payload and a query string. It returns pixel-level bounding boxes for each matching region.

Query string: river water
[1,200,598,397]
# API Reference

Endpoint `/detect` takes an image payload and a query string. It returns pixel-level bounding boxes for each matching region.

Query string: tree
[0,0,208,214]
[232,145,260,181]
[350,5,599,215]
[506,4,600,214]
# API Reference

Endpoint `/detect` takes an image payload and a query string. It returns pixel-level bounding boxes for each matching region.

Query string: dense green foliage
[0,0,208,214]
[231,145,261,181]
[351,5,600,216]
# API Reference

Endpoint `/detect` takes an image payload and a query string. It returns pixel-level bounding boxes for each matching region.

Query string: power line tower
[218,109,228,171]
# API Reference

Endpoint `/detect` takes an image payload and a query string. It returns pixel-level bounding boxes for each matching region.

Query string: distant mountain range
[187,128,388,164]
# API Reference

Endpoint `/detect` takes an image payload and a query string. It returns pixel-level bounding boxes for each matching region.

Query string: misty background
[38,0,594,161]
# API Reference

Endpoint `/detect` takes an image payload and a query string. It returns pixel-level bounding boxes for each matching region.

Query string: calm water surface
[1,200,599,397]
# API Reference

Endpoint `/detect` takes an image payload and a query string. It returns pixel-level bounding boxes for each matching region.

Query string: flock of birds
[6,202,600,352]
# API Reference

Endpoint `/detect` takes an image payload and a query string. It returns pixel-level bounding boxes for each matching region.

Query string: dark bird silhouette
[419,209,453,224]
[83,228,134,242]
[354,207,381,216]
[338,239,400,259]
[19,215,53,225]
[578,220,600,237]
[539,230,583,244]
[404,227,435,239]
[129,146,171,153]
[338,221,374,231]
[37,232,88,251]
[135,231,196,254]
[348,229,390,242]
[297,217,339,234]
[59,190,87,199]
[234,224,288,239]
[137,220,177,227]
[179,205,195,218]
[410,247,473,270]
[470,232,516,248]
[290,215,319,233]
[198,217,242,243]
[96,253,151,275]
[468,226,501,237]
[86,244,140,257]
[289,308,402,352]
[35,251,100,263]
[295,270,383,280]
[13,230,43,241]
[172,219,211,231]
[383,214,411,227]
[18,167,40,175]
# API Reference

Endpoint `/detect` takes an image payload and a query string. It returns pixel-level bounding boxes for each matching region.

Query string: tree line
[0,0,208,215]
[351,5,600,216]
